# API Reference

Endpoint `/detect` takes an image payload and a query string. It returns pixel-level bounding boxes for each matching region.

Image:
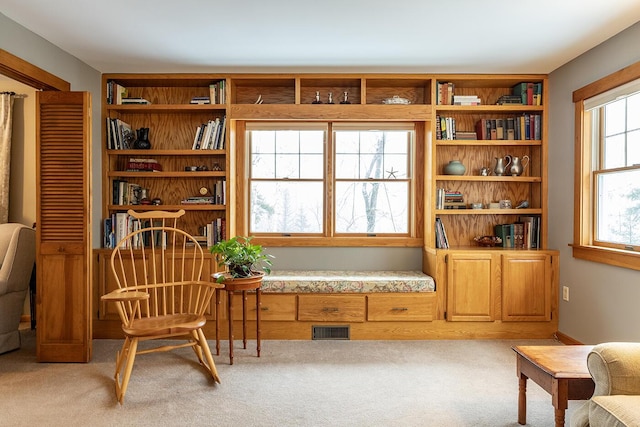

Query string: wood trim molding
[572,61,640,102]
[554,331,584,345]
[0,49,70,91]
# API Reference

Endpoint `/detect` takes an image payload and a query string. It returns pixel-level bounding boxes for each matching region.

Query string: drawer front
[367,294,435,321]
[230,294,297,321]
[298,295,366,322]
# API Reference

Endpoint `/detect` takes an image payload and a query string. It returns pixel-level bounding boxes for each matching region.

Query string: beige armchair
[0,223,36,354]
[571,342,640,427]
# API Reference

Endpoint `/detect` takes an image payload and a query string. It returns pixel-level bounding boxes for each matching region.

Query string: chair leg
[196,328,221,384]
[115,337,138,404]
[190,330,206,365]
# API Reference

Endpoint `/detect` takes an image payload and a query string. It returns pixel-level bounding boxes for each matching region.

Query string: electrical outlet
[562,286,570,302]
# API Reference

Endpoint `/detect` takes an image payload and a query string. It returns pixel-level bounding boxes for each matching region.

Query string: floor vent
[312,325,350,340]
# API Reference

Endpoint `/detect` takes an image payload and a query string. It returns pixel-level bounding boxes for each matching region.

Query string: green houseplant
[210,236,273,283]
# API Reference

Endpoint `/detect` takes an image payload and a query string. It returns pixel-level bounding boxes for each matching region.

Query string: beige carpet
[0,329,583,427]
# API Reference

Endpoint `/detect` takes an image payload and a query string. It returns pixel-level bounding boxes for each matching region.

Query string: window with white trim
[246,122,415,239]
[573,65,640,270]
[585,81,640,250]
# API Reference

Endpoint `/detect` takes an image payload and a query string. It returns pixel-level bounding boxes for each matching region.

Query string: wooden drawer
[367,294,435,321]
[230,293,297,321]
[298,295,366,322]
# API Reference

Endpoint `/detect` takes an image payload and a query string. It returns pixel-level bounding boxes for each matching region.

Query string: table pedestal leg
[228,289,234,365]
[518,374,527,425]
[242,290,247,349]
[256,288,261,357]
[215,288,221,356]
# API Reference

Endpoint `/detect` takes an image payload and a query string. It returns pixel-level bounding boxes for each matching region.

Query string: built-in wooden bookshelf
[95,72,559,340]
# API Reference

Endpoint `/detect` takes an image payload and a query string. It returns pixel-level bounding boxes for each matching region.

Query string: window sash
[246,122,415,238]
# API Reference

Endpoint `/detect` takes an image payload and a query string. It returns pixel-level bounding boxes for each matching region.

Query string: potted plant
[210,236,273,284]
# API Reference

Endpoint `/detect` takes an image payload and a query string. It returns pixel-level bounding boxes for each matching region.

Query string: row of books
[435,115,476,140]
[204,218,226,248]
[494,216,541,249]
[475,115,542,140]
[103,213,166,249]
[209,81,226,104]
[436,82,455,105]
[112,180,143,206]
[512,82,543,106]
[106,118,135,149]
[435,217,450,249]
[106,81,128,105]
[193,116,226,150]
[436,81,543,106]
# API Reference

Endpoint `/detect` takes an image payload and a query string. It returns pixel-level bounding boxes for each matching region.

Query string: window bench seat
[260,270,436,293]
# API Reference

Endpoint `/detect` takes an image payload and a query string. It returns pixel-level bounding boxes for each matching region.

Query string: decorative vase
[443,160,466,175]
[133,127,151,149]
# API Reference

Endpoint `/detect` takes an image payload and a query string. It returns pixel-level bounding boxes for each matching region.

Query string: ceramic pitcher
[493,155,512,176]
[509,155,530,176]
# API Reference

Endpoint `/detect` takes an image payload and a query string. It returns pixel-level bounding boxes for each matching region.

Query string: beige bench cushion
[261,270,435,293]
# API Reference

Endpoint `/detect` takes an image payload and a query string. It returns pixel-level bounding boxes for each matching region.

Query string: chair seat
[123,313,206,338]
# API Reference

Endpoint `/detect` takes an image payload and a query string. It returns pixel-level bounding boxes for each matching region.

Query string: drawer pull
[260,307,269,311]
[391,307,409,311]
[322,307,339,313]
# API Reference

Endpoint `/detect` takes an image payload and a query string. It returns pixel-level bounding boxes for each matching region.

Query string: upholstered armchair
[571,342,640,427]
[0,223,36,354]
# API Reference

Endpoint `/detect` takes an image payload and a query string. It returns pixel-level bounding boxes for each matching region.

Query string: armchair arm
[588,342,640,397]
[101,290,150,303]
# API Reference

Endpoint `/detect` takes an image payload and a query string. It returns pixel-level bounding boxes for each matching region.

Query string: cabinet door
[36,91,92,362]
[446,252,500,322]
[502,253,551,321]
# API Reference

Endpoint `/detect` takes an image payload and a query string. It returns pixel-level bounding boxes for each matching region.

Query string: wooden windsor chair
[101,209,222,403]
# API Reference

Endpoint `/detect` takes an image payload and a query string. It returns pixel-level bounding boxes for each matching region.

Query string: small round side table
[213,274,262,365]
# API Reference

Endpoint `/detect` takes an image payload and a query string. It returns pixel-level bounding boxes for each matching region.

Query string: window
[245,122,419,245]
[573,63,640,270]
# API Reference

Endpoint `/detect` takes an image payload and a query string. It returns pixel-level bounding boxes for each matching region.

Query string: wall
[549,21,640,344]
[0,12,102,247]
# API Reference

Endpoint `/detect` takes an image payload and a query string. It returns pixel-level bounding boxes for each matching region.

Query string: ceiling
[2,0,640,74]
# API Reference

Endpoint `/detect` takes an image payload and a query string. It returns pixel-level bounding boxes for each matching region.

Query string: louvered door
[36,91,92,362]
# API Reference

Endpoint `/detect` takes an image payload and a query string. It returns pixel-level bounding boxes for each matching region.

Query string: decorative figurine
[328,92,335,104]
[312,91,323,104]
[133,127,151,149]
[340,91,351,104]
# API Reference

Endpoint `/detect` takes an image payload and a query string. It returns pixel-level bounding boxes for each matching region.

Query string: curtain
[0,92,14,224]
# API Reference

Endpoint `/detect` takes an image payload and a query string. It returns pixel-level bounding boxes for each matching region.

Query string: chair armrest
[588,342,640,397]
[101,290,150,303]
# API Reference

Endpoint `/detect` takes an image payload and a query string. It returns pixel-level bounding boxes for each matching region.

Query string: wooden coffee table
[513,345,595,427]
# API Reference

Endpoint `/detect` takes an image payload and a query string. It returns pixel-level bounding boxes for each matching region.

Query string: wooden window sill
[571,244,640,271]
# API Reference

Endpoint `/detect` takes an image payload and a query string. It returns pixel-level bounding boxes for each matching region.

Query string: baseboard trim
[554,331,583,345]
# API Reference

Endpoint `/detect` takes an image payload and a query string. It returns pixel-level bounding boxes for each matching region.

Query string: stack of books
[126,158,162,172]
[443,190,466,209]
[121,97,151,105]
[190,96,210,104]
[453,95,481,105]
